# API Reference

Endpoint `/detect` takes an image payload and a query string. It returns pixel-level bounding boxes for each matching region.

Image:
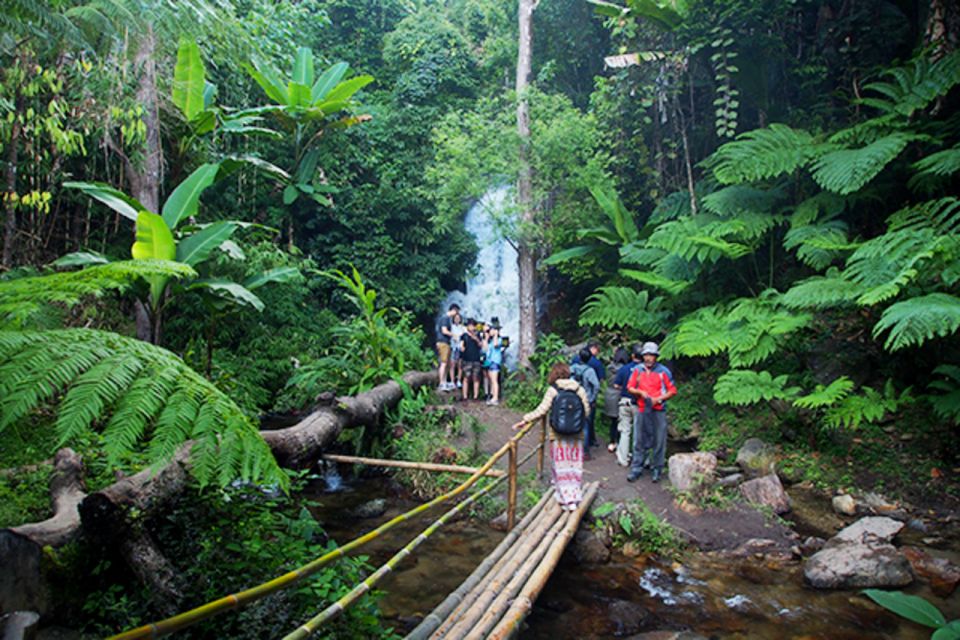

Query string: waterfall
[440,186,520,370]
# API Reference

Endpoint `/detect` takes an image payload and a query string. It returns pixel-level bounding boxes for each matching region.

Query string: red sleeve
[661,372,677,396]
[627,367,639,391]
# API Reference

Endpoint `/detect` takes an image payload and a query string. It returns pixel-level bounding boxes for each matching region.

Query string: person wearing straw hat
[626,341,677,483]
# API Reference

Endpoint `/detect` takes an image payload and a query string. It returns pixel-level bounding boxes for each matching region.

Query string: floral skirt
[551,437,583,508]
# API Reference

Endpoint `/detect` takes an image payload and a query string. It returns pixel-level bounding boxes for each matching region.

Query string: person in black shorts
[460,318,484,401]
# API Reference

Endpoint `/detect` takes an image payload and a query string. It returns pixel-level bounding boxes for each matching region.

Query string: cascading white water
[439,186,519,370]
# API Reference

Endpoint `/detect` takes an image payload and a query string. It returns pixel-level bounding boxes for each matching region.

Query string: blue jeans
[631,410,667,473]
[583,403,597,448]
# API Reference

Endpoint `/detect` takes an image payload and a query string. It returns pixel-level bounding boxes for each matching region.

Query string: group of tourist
[511,340,677,512]
[435,303,508,405]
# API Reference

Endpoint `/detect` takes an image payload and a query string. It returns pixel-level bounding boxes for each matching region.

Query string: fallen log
[1,370,437,616]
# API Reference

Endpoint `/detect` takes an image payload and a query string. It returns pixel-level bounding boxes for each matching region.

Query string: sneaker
[456,381,462,388]
[583,450,592,461]
[627,470,642,482]
[607,443,616,453]
[651,469,661,483]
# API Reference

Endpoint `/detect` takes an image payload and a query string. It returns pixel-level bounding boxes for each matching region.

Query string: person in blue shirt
[603,347,633,456]
[571,341,605,447]
[613,345,642,466]
[483,321,505,405]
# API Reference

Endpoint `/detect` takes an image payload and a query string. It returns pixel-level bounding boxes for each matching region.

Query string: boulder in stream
[353,498,387,519]
[901,546,960,597]
[607,599,649,636]
[667,452,717,493]
[804,516,914,589]
[739,474,791,514]
[735,438,776,477]
[831,494,856,516]
[573,529,611,564]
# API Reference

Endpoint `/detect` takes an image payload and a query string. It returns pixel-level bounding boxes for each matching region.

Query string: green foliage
[810,133,921,195]
[822,381,906,430]
[792,377,855,409]
[0,329,284,489]
[857,50,960,119]
[0,260,194,329]
[862,589,959,639]
[712,369,796,406]
[609,499,683,556]
[579,286,670,334]
[927,365,960,425]
[505,333,569,412]
[710,124,820,184]
[873,293,960,351]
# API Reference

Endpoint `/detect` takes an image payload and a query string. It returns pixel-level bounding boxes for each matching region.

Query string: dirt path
[446,395,795,551]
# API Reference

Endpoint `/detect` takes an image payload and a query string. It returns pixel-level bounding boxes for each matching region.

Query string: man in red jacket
[626,342,677,483]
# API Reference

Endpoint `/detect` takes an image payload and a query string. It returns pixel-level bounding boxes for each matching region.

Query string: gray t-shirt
[436,315,453,343]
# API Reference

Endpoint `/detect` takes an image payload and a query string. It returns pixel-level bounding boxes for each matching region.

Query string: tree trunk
[515,0,539,368]
[10,449,86,548]
[2,93,22,269]
[130,24,162,213]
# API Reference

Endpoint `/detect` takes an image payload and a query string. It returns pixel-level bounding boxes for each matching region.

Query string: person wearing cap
[483,320,505,405]
[626,342,677,483]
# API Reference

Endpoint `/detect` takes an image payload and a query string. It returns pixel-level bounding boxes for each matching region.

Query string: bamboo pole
[322,454,505,477]
[283,475,505,640]
[435,501,564,639]
[109,422,539,640]
[487,482,600,640]
[537,415,547,476]
[506,441,518,530]
[404,488,554,640]
[467,509,568,639]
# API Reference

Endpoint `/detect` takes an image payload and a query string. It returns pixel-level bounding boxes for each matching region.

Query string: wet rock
[625,632,708,640]
[717,473,744,488]
[907,518,929,533]
[1,611,40,640]
[731,538,779,557]
[353,498,387,519]
[804,543,913,589]
[489,512,509,532]
[735,438,776,477]
[858,491,897,514]
[573,529,611,564]
[716,465,740,476]
[667,452,717,493]
[608,599,649,636]
[740,474,791,514]
[832,517,904,545]
[540,599,572,613]
[800,536,826,555]
[622,540,644,558]
[832,494,857,516]
[901,546,960,597]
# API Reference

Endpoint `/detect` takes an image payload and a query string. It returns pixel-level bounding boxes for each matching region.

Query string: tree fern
[713,369,797,405]
[844,228,942,305]
[859,50,960,118]
[579,286,671,334]
[648,216,751,262]
[782,273,861,309]
[927,365,960,425]
[887,197,960,235]
[822,381,905,430]
[700,185,784,217]
[792,376,854,409]
[810,133,921,195]
[710,124,821,184]
[619,268,692,295]
[783,219,851,270]
[0,329,284,489]
[910,146,960,191]
[662,305,732,359]
[872,293,960,351]
[0,260,195,329]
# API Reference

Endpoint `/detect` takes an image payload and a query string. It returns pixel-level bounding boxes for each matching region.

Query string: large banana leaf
[293,46,314,87]
[312,62,349,102]
[243,266,301,290]
[176,222,238,266]
[63,181,145,221]
[132,211,177,307]
[161,163,220,230]
[542,245,593,266]
[172,38,206,121]
[247,60,288,105]
[287,82,312,109]
[323,75,374,103]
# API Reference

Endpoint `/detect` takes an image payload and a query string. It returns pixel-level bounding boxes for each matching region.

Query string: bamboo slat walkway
[406,481,600,640]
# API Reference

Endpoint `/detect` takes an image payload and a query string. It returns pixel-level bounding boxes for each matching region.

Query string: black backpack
[549,383,585,436]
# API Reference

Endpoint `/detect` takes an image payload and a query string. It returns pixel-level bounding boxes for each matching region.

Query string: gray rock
[353,498,387,519]
[800,536,826,555]
[717,473,744,488]
[736,438,777,477]
[573,529,611,564]
[489,512,509,532]
[608,599,648,636]
[832,494,857,516]
[831,517,904,546]
[2,611,40,640]
[804,543,914,589]
[740,474,791,514]
[667,452,717,493]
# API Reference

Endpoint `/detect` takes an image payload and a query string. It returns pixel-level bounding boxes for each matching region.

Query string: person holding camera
[459,318,484,401]
[483,320,505,406]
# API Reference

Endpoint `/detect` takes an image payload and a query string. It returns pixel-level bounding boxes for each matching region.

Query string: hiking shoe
[607,443,616,453]
[627,470,642,482]
[651,469,661,483]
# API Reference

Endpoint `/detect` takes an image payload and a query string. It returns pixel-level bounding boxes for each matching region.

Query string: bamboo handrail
[486,482,600,640]
[322,454,505,477]
[282,473,507,640]
[536,415,546,476]
[109,420,540,640]
[404,488,555,640]
[506,441,518,529]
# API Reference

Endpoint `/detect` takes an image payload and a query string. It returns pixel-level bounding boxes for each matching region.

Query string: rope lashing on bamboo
[282,471,505,640]
[405,488,555,640]
[108,420,539,640]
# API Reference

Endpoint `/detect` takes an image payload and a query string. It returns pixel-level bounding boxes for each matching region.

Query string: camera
[501,336,510,348]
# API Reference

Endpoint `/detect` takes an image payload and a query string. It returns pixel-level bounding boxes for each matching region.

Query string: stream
[304,472,959,639]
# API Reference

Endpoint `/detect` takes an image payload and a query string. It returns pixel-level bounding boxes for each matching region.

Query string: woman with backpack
[510,362,591,511]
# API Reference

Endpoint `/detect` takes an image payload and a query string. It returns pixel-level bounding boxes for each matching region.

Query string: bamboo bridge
[109,416,598,640]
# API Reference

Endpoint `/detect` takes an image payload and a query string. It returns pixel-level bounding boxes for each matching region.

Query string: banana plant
[247,47,373,208]
[543,183,640,266]
[64,161,298,344]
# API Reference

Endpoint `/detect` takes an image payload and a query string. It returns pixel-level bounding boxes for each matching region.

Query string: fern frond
[648,217,751,262]
[711,124,821,184]
[713,370,797,406]
[579,286,671,333]
[792,376,854,409]
[844,229,940,305]
[664,305,732,359]
[822,382,901,429]
[701,185,784,217]
[927,365,960,424]
[859,50,960,118]
[725,296,812,367]
[781,274,861,309]
[619,243,666,266]
[0,329,285,489]
[619,269,692,295]
[783,219,851,270]
[887,197,960,235]
[0,260,196,329]
[872,293,960,351]
[810,133,921,195]
[911,146,960,187]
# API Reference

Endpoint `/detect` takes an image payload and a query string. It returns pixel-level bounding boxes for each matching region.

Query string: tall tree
[516,0,539,367]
